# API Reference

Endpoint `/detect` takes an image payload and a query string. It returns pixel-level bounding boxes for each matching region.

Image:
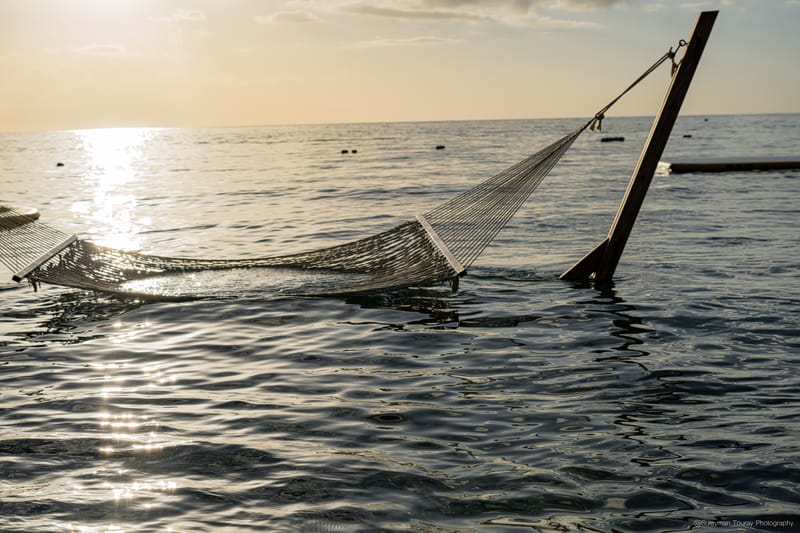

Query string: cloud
[643,2,667,12]
[414,0,627,11]
[351,35,463,47]
[339,1,610,28]
[151,9,206,23]
[341,3,488,22]
[254,11,322,24]
[541,0,629,9]
[679,0,736,9]
[73,44,139,58]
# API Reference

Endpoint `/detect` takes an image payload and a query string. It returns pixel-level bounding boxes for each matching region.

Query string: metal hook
[668,39,687,77]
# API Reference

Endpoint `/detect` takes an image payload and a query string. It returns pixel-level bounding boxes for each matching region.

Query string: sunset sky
[1,0,798,132]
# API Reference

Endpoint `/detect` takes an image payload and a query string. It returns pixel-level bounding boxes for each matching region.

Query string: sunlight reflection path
[71,128,159,250]
[77,353,188,529]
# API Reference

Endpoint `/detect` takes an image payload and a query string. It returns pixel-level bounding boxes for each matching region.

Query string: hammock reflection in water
[119,267,372,299]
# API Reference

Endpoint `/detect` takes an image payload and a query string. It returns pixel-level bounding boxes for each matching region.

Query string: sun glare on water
[72,128,159,250]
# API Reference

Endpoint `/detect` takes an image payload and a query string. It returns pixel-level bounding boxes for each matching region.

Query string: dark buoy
[435,145,445,150]
[600,136,625,143]
[351,149,358,154]
[56,162,64,167]
[341,149,349,154]
[683,134,693,138]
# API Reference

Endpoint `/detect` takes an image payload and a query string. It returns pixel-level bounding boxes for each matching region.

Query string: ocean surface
[1,114,798,532]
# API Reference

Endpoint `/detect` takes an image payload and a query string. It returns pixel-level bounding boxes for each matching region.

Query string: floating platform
[661,156,800,174]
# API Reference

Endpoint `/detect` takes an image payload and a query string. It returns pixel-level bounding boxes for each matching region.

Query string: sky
[1,0,798,132]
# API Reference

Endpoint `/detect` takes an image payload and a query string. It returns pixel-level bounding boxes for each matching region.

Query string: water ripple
[1,116,799,531]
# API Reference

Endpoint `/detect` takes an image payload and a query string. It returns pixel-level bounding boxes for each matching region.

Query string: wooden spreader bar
[13,234,78,283]
[416,214,466,277]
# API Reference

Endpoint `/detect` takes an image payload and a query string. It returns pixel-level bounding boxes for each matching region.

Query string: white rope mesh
[0,126,581,297]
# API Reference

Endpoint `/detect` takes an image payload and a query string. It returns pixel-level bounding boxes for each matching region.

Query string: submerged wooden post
[561,10,718,282]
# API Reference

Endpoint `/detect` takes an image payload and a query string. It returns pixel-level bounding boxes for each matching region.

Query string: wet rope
[589,39,687,131]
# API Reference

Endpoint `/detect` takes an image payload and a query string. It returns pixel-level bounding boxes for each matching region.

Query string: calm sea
[1,115,799,532]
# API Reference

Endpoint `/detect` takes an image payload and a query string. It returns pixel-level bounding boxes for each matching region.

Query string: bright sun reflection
[62,525,130,533]
[103,480,178,501]
[62,326,187,532]
[93,359,189,454]
[72,128,158,250]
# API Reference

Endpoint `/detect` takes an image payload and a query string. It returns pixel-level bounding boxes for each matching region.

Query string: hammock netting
[0,127,581,298]
[1,44,681,299]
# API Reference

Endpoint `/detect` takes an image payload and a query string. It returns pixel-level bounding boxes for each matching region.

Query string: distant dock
[660,156,800,173]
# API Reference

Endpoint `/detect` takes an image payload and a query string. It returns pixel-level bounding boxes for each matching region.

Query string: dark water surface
[1,115,799,532]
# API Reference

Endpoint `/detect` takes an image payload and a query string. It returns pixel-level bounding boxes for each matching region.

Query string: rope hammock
[1,44,683,299]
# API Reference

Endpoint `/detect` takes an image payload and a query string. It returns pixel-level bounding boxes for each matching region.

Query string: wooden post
[561,10,718,282]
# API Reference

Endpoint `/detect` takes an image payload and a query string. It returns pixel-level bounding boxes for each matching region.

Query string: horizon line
[3,111,799,135]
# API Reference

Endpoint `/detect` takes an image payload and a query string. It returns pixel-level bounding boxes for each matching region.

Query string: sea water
[1,115,799,532]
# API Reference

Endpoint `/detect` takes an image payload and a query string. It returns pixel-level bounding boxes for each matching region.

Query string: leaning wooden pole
[561,10,718,282]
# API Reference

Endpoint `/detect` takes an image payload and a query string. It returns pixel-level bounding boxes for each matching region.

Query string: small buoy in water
[56,162,64,167]
[600,136,625,143]
[683,134,693,138]
[436,145,445,150]
[341,149,349,154]
[351,149,358,154]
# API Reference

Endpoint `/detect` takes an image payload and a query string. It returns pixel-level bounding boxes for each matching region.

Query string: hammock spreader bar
[415,213,466,277]
[12,234,77,283]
